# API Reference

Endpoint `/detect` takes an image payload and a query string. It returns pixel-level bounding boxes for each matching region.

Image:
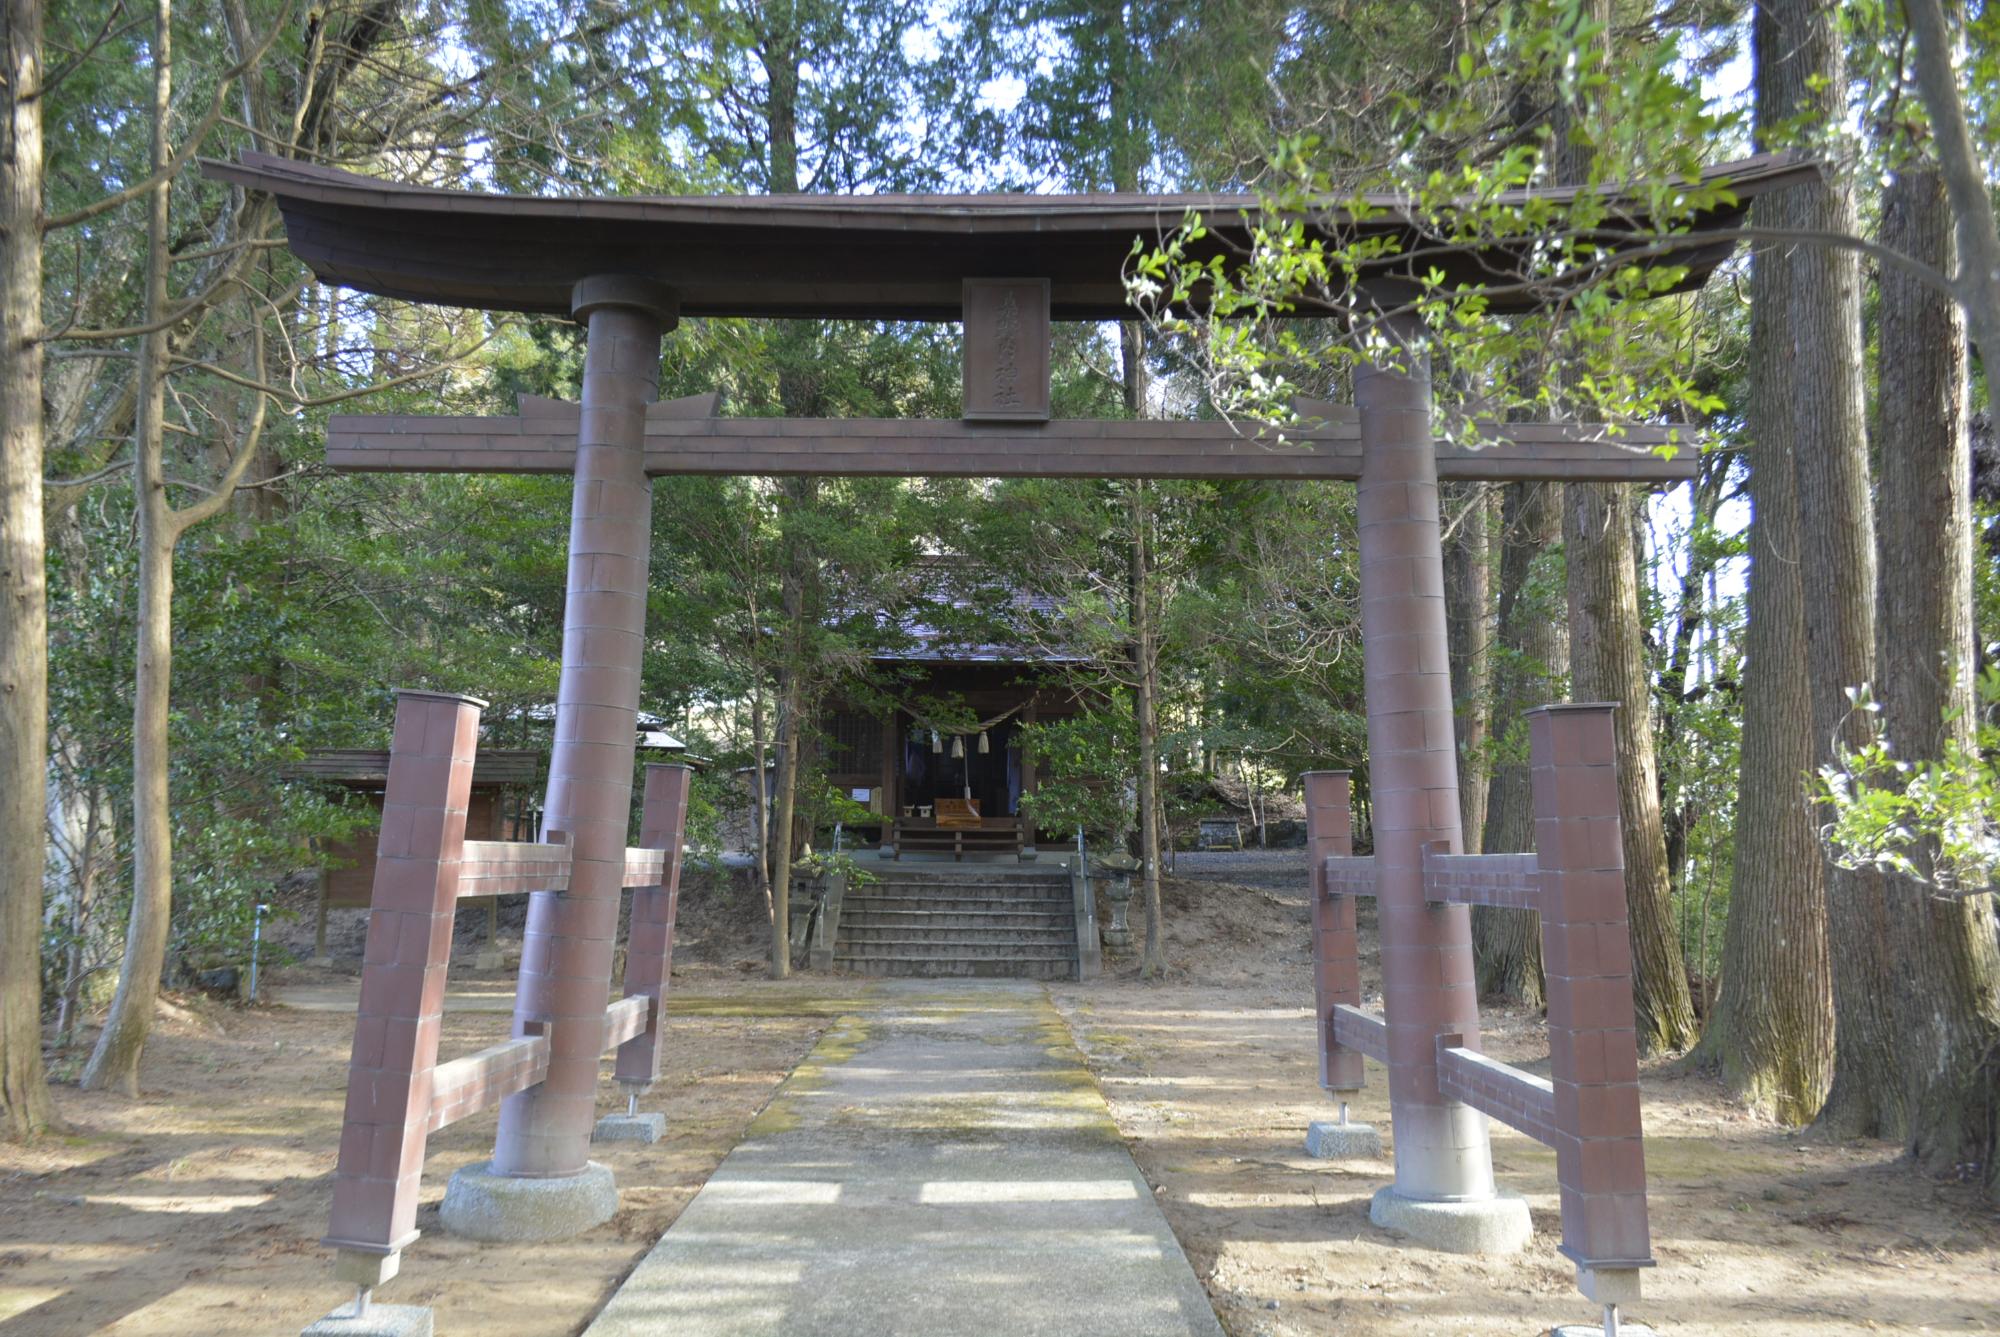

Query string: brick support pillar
[325,689,483,1280]
[1530,704,1652,1279]
[1302,771,1362,1093]
[613,764,691,1088]
[1354,313,1498,1205]
[491,276,676,1179]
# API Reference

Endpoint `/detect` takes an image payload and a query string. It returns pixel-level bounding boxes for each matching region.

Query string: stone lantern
[1095,852,1139,953]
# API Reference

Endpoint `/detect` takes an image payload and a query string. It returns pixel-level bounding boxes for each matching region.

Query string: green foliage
[1124,0,1738,444]
[1018,706,1136,844]
[46,498,373,992]
[1815,668,2000,896]
[1977,502,2000,657]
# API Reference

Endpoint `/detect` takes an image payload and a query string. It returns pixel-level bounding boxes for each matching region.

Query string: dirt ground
[5,854,1998,1335]
[0,961,864,1337]
[1054,857,2000,1336]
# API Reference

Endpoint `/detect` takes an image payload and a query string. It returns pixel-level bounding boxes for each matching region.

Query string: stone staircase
[830,868,1080,980]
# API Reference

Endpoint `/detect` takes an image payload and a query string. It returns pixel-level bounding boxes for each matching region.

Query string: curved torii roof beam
[201,150,1815,321]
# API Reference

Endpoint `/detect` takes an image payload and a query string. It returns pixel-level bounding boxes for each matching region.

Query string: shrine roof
[204,151,1814,320]
[872,559,1086,667]
[283,747,541,787]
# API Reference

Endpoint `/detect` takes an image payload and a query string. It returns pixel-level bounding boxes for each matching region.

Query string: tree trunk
[1477,480,1562,1007]
[0,0,55,1137]
[1687,7,1834,1116]
[757,27,811,981]
[83,0,175,1095]
[1873,147,2000,1185]
[1905,0,2000,429]
[1565,482,1699,1054]
[760,16,800,195]
[765,475,819,982]
[1748,0,1893,1141]
[1538,0,1698,1049]
[1119,299,1164,977]
[767,680,798,981]
[1445,483,1492,850]
[1120,322,1149,416]
[1132,481,1164,977]
[749,690,775,916]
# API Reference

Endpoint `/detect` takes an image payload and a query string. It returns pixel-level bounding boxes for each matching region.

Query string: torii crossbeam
[326,393,1696,484]
[205,149,1816,1337]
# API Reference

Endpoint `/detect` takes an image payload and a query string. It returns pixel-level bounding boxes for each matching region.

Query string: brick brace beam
[1300,704,1656,1298]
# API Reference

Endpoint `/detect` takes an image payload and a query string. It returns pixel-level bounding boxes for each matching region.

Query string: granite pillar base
[439,1160,617,1243]
[1368,1184,1532,1254]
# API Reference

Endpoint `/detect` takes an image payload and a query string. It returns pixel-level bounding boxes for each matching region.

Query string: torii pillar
[440,275,677,1240]
[1354,310,1531,1250]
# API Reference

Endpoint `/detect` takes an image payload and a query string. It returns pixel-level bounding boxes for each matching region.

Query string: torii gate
[206,151,1812,1337]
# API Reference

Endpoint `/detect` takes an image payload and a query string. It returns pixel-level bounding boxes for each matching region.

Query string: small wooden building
[823,565,1089,857]
[824,667,1089,857]
[287,748,541,959]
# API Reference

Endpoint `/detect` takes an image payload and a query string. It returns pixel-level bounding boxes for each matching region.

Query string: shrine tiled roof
[871,558,1086,666]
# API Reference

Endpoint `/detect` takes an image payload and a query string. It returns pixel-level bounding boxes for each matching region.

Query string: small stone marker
[962,278,1051,421]
[1305,1116,1381,1159]
[301,1300,433,1337]
[594,1090,667,1145]
[593,1112,666,1144]
[1197,818,1242,850]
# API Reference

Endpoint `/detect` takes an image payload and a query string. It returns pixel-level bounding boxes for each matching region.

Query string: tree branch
[1904,0,2000,424]
[173,325,507,406]
[167,310,268,534]
[44,458,134,490]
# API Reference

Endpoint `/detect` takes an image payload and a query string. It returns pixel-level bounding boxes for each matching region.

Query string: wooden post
[323,689,483,1286]
[1529,704,1651,1296]
[879,713,898,839]
[614,764,691,1089]
[1302,772,1362,1094]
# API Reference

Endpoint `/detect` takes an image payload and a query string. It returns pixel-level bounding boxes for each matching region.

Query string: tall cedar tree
[1444,484,1493,850]
[0,0,55,1135]
[1689,0,1835,1122]
[1869,1,2000,1182]
[1777,0,1894,1139]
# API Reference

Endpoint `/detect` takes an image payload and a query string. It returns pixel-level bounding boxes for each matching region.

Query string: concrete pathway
[585,982,1223,1337]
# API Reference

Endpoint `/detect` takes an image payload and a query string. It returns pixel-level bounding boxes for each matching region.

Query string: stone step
[836,936,1074,958]
[840,927,1077,948]
[864,872,1069,883]
[844,891,1072,909]
[832,954,1077,979]
[844,909,1072,926]
[840,910,1072,930]
[855,893,1069,905]
[864,876,1080,888]
[819,867,1080,980]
